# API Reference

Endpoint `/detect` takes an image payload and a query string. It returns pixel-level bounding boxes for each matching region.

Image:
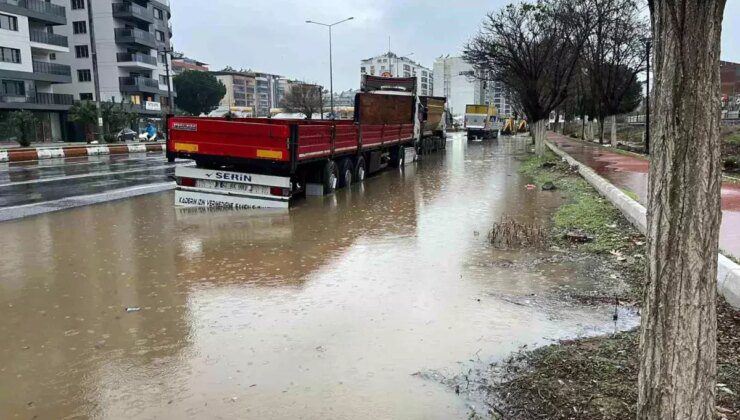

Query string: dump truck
[167,76,446,209]
[464,104,499,139]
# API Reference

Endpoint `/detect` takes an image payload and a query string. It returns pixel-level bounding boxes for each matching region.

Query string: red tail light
[178,177,196,187]
[270,187,290,197]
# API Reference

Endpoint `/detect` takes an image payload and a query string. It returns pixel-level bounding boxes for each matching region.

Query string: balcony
[119,76,160,94]
[29,29,68,51]
[114,27,156,49]
[0,0,66,25]
[117,52,157,69]
[0,92,74,110]
[32,60,72,83]
[112,2,154,24]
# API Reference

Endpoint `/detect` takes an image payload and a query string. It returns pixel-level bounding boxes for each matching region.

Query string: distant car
[116,128,137,142]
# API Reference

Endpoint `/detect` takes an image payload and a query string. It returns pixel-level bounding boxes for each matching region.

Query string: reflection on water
[0,134,636,419]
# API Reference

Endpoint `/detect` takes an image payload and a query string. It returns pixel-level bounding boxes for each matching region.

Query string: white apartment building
[360,52,433,96]
[0,0,73,141]
[53,0,174,122]
[433,55,513,118]
[212,70,288,117]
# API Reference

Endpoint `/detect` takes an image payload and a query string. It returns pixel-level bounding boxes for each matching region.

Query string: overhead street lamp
[306,16,353,118]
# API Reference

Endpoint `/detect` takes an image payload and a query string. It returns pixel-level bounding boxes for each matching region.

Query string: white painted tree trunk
[637,1,726,419]
[531,119,547,156]
[610,115,618,147]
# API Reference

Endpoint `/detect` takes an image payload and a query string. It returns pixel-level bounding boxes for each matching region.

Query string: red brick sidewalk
[547,131,740,257]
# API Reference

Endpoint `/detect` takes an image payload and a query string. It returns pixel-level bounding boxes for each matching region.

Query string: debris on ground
[125,307,141,312]
[564,230,593,243]
[488,216,547,249]
[541,181,557,191]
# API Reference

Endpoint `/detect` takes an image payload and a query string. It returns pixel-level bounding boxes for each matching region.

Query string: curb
[545,139,740,308]
[0,182,175,222]
[0,142,165,163]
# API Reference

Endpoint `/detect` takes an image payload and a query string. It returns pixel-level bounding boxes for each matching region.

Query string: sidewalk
[0,141,165,162]
[547,131,740,258]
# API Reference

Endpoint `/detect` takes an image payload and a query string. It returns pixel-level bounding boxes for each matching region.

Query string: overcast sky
[171,0,740,92]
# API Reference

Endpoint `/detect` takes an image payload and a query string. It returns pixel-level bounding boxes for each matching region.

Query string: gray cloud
[171,0,740,92]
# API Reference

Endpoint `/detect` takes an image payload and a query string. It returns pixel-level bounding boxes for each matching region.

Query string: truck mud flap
[175,190,289,209]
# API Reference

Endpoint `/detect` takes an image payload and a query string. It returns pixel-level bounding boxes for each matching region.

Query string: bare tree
[281,82,323,120]
[637,1,726,418]
[463,1,589,155]
[582,0,648,144]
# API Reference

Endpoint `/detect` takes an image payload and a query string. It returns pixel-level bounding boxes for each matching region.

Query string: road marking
[0,182,176,222]
[0,162,192,188]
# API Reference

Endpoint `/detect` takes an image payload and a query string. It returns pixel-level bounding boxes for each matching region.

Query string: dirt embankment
[488,152,740,419]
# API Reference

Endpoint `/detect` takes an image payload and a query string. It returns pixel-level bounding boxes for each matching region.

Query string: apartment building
[0,0,73,141]
[433,56,513,118]
[359,52,433,96]
[212,69,256,110]
[53,0,174,120]
[171,54,208,75]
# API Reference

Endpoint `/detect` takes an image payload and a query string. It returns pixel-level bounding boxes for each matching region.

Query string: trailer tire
[355,156,366,181]
[337,158,353,188]
[389,145,404,168]
[322,160,338,194]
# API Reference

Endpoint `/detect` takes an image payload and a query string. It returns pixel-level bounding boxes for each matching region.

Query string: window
[158,52,166,64]
[130,94,141,105]
[49,53,56,60]
[155,30,165,42]
[79,93,93,100]
[71,0,85,9]
[73,21,87,34]
[0,14,18,31]
[0,47,21,63]
[1,80,25,96]
[154,7,164,20]
[360,67,366,74]
[159,75,168,85]
[75,45,89,58]
[77,69,91,82]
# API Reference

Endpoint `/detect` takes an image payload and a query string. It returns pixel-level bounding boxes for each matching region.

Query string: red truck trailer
[167,76,445,209]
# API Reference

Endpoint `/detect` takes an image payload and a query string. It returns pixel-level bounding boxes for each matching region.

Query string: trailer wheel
[355,156,366,182]
[322,160,338,194]
[389,145,404,168]
[337,158,353,188]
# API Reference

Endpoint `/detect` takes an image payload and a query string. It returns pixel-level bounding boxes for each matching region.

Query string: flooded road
[0,134,636,419]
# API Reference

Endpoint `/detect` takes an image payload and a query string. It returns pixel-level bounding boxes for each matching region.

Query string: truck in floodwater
[167,75,446,209]
[464,104,499,139]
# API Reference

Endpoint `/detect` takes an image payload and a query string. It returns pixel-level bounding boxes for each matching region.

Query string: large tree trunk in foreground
[531,119,546,156]
[637,1,726,419]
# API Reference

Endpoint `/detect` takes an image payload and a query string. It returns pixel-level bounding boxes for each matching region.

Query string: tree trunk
[610,115,617,147]
[531,119,546,156]
[637,1,726,419]
[581,116,586,140]
[598,117,605,145]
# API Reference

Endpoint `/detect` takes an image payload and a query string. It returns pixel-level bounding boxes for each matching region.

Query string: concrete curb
[0,142,165,162]
[545,139,740,308]
[0,182,175,222]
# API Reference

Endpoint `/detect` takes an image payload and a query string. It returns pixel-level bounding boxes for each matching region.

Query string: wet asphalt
[0,152,178,208]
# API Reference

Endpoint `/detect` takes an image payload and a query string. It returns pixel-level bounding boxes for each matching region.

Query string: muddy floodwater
[0,134,637,419]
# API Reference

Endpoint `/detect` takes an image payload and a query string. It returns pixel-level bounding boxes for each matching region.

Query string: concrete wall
[0,13,33,73]
[545,139,740,308]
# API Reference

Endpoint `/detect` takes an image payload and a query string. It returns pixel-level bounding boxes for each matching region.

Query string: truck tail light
[270,187,290,197]
[178,177,196,187]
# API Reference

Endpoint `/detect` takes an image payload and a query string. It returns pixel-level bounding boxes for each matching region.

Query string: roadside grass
[519,151,640,254]
[490,150,740,419]
[491,298,739,419]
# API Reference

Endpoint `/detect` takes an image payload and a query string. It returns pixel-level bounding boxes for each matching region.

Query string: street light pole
[306,16,353,119]
[159,48,174,139]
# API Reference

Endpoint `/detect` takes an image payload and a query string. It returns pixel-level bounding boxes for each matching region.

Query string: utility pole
[86,0,103,143]
[306,17,353,119]
[159,48,174,139]
[645,39,651,155]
